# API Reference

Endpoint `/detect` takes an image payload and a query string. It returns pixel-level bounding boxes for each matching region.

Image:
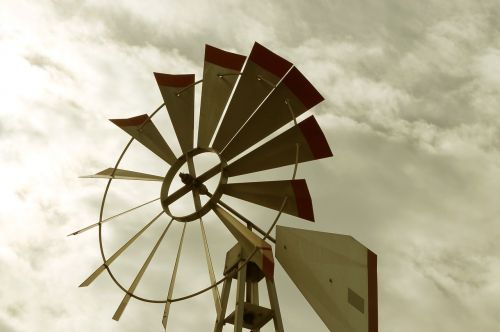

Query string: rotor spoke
[186,154,203,210]
[161,184,193,206]
[68,197,161,237]
[185,155,222,315]
[162,222,187,329]
[113,217,174,321]
[79,211,164,287]
[161,162,223,207]
[80,168,164,181]
[215,198,275,243]
[196,162,223,183]
[199,218,222,315]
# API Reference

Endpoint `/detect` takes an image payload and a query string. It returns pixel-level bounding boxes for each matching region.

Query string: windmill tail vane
[71,42,378,332]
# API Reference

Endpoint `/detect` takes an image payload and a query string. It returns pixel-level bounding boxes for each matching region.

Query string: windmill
[71,42,378,332]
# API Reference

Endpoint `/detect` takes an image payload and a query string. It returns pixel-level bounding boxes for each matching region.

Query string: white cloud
[1,0,499,331]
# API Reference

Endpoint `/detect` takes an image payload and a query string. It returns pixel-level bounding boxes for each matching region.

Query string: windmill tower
[71,42,378,332]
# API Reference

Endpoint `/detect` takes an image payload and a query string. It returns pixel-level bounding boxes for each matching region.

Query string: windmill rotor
[72,42,378,332]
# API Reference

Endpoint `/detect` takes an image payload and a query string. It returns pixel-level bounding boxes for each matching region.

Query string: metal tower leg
[214,276,232,332]
[248,281,260,332]
[233,262,248,332]
[266,278,284,332]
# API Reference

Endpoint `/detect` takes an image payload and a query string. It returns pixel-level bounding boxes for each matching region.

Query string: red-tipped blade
[211,42,292,152]
[221,67,324,161]
[110,114,177,165]
[154,73,195,153]
[198,45,246,148]
[225,115,332,177]
[80,168,164,181]
[221,179,314,222]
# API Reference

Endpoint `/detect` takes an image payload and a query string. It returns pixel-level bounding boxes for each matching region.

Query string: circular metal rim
[97,102,300,304]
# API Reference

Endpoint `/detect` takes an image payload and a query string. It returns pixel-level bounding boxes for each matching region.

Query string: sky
[1,0,500,331]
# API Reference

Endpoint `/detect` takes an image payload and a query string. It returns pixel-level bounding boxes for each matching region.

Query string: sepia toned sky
[1,0,499,331]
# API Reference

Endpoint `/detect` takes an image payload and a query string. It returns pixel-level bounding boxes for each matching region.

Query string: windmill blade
[221,67,324,161]
[199,218,221,315]
[276,226,378,332]
[212,205,274,279]
[221,179,314,222]
[225,115,332,177]
[79,211,164,287]
[198,45,246,148]
[110,114,177,165]
[162,222,187,329]
[211,42,292,152]
[68,197,160,237]
[113,218,174,321]
[80,168,164,181]
[154,73,195,153]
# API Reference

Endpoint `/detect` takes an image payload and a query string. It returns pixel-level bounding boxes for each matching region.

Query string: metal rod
[68,197,160,236]
[162,162,223,207]
[266,278,284,332]
[176,79,203,96]
[285,98,300,180]
[256,75,276,88]
[185,154,222,314]
[233,261,247,332]
[217,72,242,78]
[162,222,187,329]
[216,197,276,243]
[214,275,233,332]
[113,218,174,321]
[79,210,165,287]
[263,197,288,242]
[200,218,222,315]
[138,103,166,130]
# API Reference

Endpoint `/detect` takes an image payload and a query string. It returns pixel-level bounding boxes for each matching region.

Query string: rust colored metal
[368,250,378,332]
[154,72,195,87]
[205,44,246,71]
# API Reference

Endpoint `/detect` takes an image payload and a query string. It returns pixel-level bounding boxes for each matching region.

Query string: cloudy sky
[1,0,500,331]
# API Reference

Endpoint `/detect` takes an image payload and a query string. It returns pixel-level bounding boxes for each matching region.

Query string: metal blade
[154,73,195,153]
[112,218,174,321]
[162,222,187,329]
[276,226,378,332]
[211,42,292,152]
[80,168,164,181]
[212,205,274,279]
[79,211,164,287]
[225,115,332,177]
[221,67,324,161]
[186,152,222,314]
[221,179,314,222]
[110,114,177,165]
[68,197,160,237]
[199,218,221,315]
[198,45,246,148]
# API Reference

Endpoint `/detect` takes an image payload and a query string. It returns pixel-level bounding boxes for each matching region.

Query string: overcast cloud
[1,0,499,331]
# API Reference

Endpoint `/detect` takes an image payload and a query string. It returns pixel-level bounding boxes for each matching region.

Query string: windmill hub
[159,147,227,222]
